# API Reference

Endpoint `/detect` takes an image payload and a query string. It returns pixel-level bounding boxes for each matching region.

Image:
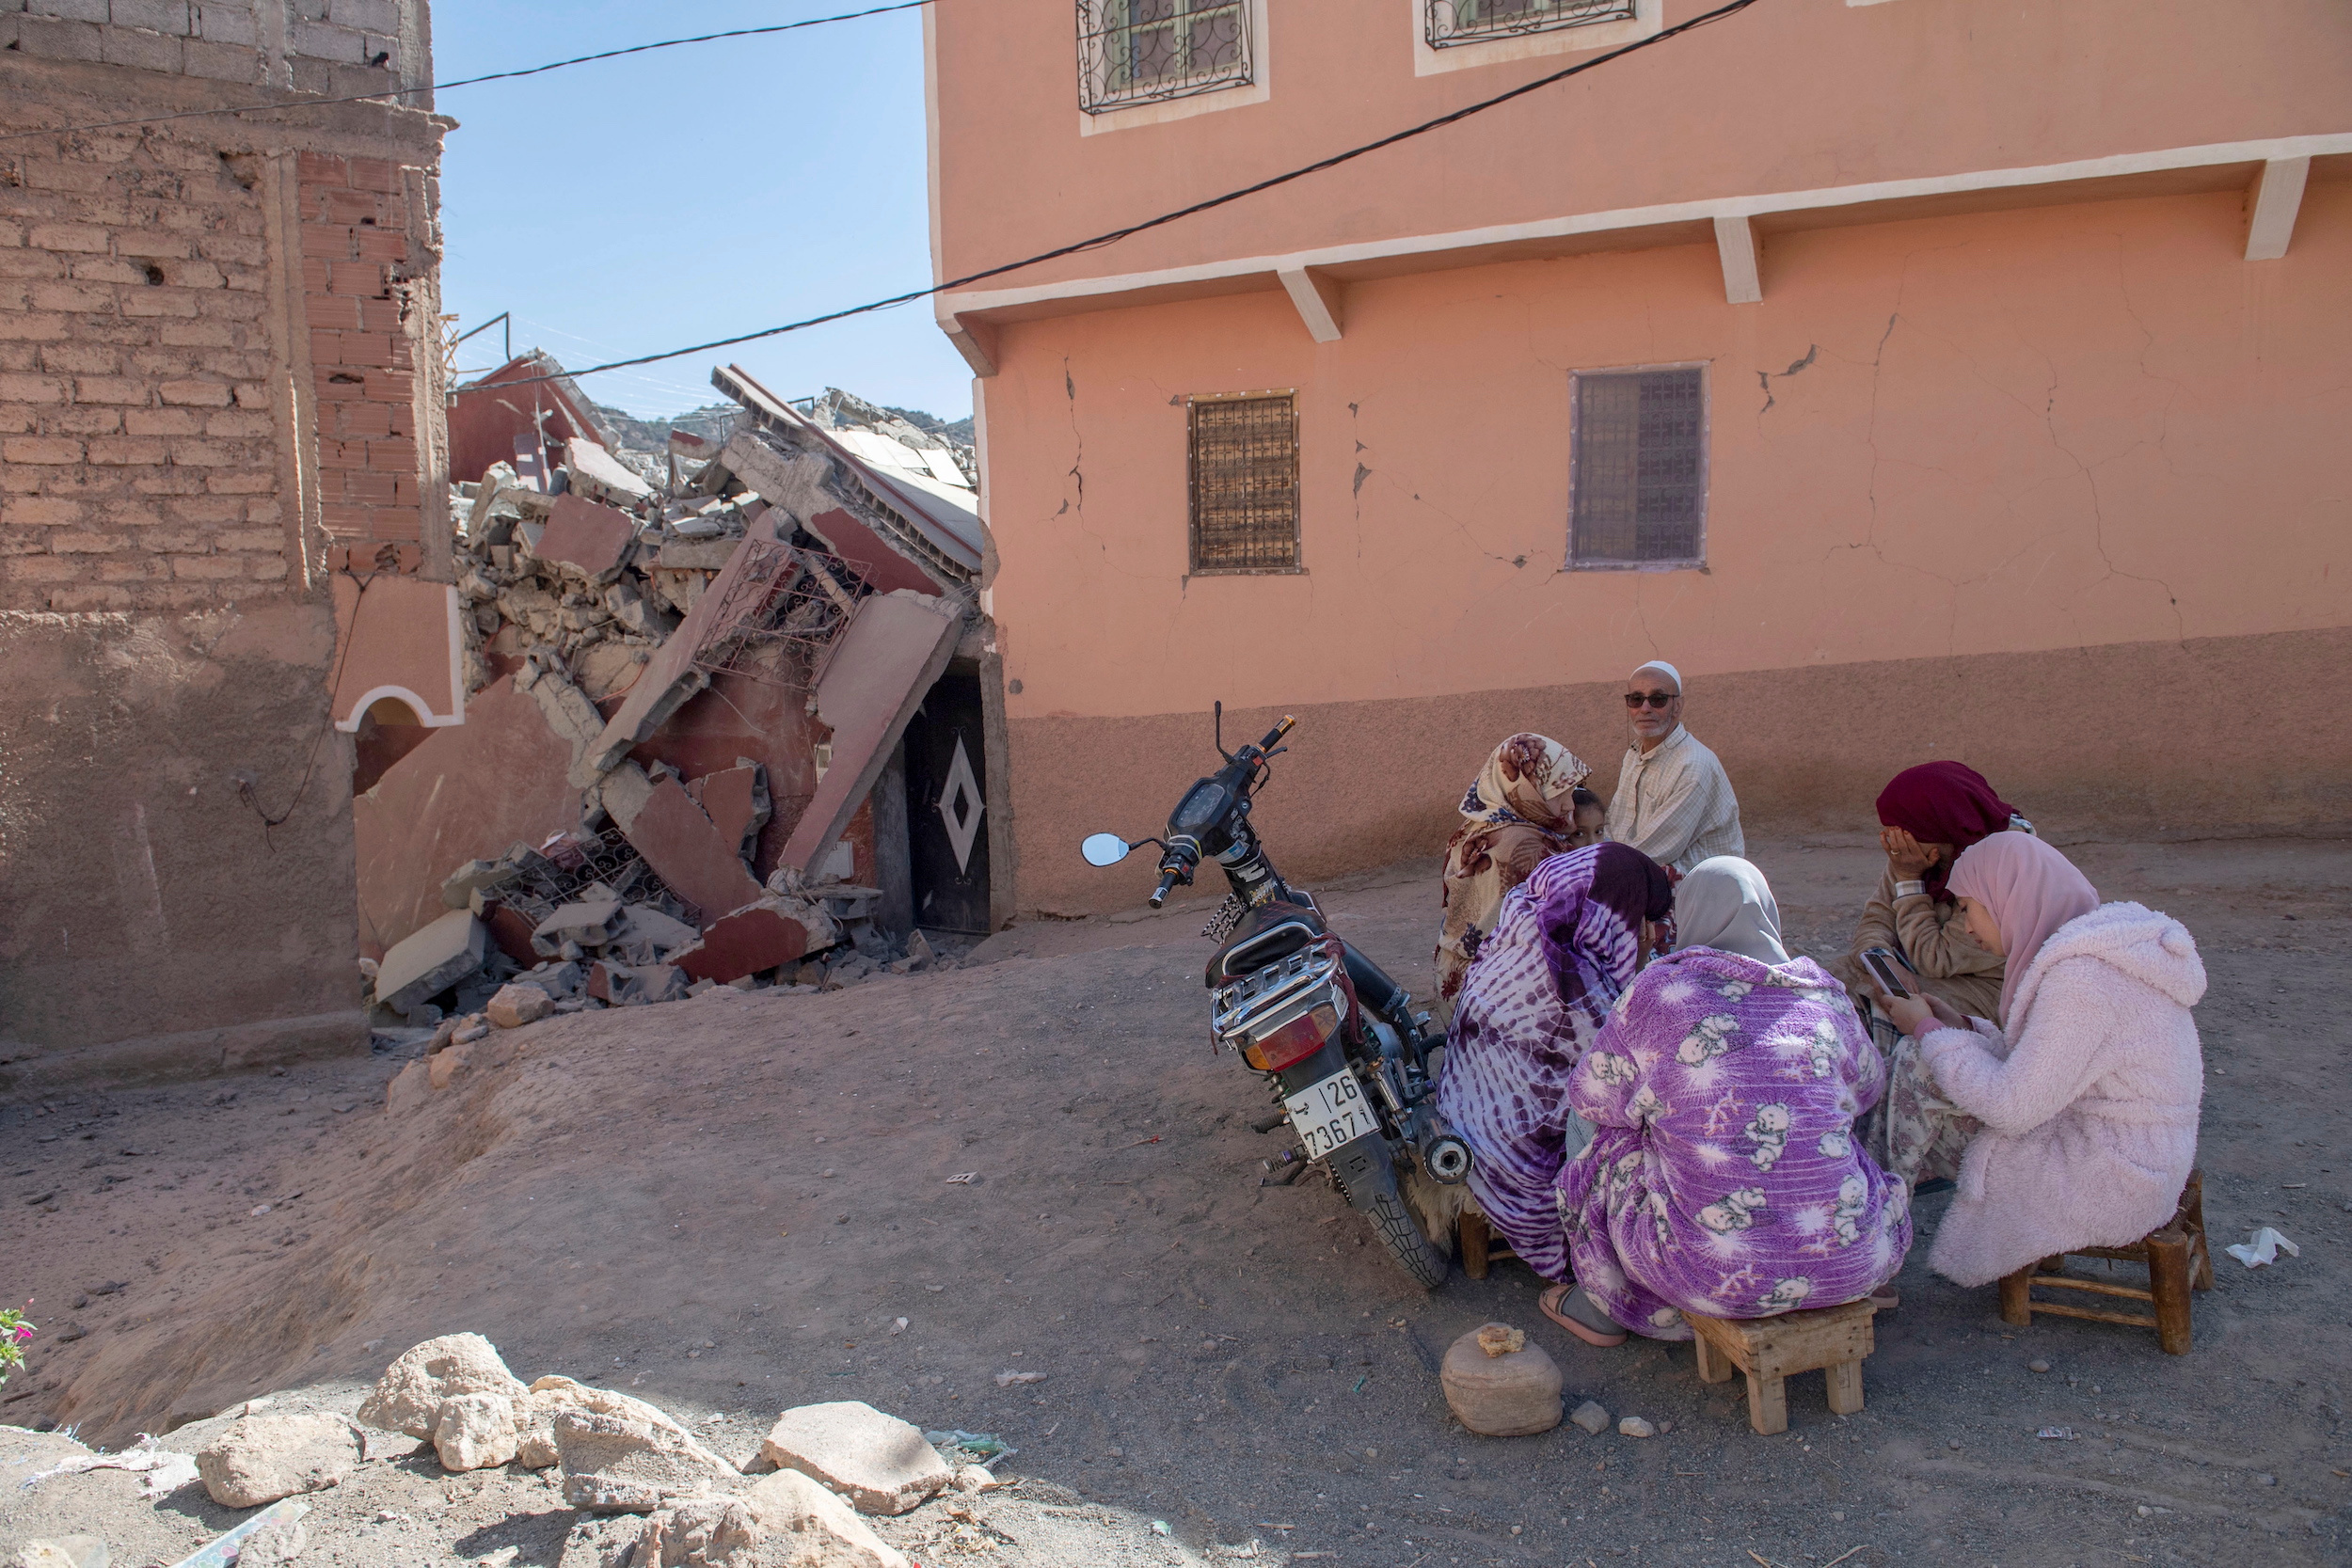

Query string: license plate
[1284,1068,1382,1160]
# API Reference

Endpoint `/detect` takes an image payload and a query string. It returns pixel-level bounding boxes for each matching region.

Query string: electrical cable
[486,0,1764,390]
[0,0,933,143]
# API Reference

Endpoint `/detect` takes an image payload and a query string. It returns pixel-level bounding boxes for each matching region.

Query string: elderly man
[1603,659,1743,876]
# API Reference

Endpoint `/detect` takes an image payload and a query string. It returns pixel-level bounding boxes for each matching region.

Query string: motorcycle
[1079,707,1470,1289]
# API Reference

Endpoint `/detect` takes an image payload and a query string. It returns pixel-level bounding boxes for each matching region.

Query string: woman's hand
[1882,990,1938,1038]
[1882,826,1937,882]
[1925,995,1969,1031]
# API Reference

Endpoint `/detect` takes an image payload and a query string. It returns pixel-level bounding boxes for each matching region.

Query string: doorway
[901,663,991,937]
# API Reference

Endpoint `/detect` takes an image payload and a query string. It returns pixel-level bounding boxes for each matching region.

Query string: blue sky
[433,1,974,423]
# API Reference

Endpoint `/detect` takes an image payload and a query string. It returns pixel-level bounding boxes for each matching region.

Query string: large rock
[741,1470,910,1567]
[485,982,553,1029]
[374,910,489,1017]
[755,1402,949,1516]
[1439,1323,1563,1437]
[554,1408,738,1513]
[434,1391,520,1471]
[357,1333,528,1437]
[195,1413,361,1507]
[630,1474,912,1568]
[8,1539,108,1568]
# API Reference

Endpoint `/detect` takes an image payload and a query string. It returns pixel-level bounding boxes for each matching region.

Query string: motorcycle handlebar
[1148,867,1183,908]
[1254,715,1295,752]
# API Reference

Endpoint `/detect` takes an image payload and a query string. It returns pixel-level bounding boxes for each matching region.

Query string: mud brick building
[0,0,449,1088]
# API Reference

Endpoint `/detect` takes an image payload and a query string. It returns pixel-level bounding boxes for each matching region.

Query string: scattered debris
[1568,1401,1612,1436]
[17,1433,198,1500]
[2224,1227,2299,1267]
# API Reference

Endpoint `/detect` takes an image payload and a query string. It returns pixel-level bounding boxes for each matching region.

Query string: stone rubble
[193,1412,362,1508]
[756,1402,953,1516]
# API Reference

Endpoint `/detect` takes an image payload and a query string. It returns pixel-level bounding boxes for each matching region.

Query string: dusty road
[3,834,2347,1566]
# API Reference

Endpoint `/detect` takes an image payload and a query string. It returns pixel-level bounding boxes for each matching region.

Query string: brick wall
[298,148,427,575]
[0,0,429,99]
[0,130,285,612]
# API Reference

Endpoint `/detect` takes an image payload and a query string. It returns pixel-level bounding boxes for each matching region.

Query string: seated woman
[1545,857,1910,1347]
[1878,834,2204,1290]
[1832,762,2028,1026]
[1436,842,1674,1284]
[1434,734,1603,1005]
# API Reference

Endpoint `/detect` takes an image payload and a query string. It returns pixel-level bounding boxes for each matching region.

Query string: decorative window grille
[1078,0,1253,114]
[1568,367,1706,568]
[1426,0,1636,48]
[1188,390,1299,574]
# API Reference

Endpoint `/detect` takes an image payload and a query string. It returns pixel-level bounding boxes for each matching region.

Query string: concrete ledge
[0,1008,371,1099]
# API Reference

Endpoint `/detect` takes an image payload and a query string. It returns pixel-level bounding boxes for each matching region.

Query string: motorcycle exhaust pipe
[1419,1130,1471,1185]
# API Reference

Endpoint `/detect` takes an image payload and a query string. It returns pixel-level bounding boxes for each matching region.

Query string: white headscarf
[1673,856,1788,965]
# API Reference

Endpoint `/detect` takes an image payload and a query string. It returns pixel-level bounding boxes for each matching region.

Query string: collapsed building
[352,357,1009,1028]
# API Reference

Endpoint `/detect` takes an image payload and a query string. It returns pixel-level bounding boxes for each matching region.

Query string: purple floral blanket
[1557,947,1911,1338]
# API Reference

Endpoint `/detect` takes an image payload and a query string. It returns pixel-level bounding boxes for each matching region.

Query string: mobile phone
[1860,947,1914,1000]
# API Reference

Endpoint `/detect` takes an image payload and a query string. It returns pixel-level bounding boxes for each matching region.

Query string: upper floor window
[1079,0,1255,113]
[1188,390,1299,574]
[1427,0,1637,49]
[1568,366,1706,569]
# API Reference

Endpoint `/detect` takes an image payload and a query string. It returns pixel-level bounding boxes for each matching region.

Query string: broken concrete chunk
[565,436,657,507]
[358,1333,529,1437]
[739,1468,912,1566]
[373,911,489,1017]
[195,1413,360,1508]
[554,1407,737,1513]
[8,1536,110,1568]
[670,898,833,987]
[532,493,637,581]
[434,1391,521,1472]
[631,1498,761,1567]
[532,898,625,959]
[756,1402,950,1516]
[440,858,517,911]
[485,982,554,1029]
[687,763,771,858]
[623,777,764,924]
[617,903,700,959]
[655,537,743,572]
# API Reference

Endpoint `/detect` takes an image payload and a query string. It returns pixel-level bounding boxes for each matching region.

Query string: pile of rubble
[358,361,987,1033]
[23,1333,1007,1568]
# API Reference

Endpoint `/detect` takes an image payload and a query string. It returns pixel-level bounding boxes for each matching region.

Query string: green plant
[0,1305,33,1387]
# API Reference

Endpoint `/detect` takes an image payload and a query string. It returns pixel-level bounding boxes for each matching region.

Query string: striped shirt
[1603,724,1744,876]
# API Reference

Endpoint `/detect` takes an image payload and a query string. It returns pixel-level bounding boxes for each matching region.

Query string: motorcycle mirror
[1080,832,1133,867]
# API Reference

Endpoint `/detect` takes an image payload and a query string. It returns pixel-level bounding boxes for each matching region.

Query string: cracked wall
[976,187,2352,913]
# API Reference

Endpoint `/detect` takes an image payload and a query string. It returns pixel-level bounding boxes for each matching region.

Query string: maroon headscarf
[1875,761,2020,905]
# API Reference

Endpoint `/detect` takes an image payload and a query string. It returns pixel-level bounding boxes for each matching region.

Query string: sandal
[1539,1283,1628,1348]
[1867,1284,1900,1312]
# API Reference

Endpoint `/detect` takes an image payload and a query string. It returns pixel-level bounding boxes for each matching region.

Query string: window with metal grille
[1426,0,1636,48]
[1568,366,1706,568]
[1078,0,1253,113]
[1188,390,1299,574]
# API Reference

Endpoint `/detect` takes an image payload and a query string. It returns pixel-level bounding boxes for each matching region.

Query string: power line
[0,0,932,144]
[491,0,1765,392]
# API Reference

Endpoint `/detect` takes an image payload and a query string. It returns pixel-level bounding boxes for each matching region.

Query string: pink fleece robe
[1916,901,2205,1287]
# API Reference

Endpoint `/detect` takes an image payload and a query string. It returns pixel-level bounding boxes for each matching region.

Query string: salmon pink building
[925,0,2352,916]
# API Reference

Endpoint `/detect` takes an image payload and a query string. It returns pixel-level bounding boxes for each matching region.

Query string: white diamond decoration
[935,735,984,875]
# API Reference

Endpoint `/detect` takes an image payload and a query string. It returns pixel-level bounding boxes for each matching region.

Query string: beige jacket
[1829,866,2007,1022]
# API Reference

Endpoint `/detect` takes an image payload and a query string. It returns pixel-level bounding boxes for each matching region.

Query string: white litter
[945,1172,977,1185]
[19,1433,199,1499]
[2036,1426,2075,1440]
[2223,1227,2300,1268]
[993,1370,1046,1386]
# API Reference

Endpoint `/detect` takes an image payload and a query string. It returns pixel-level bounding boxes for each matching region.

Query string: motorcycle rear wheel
[1363,1165,1449,1291]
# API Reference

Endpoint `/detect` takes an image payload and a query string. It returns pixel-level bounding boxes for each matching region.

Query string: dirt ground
[3,833,2347,1568]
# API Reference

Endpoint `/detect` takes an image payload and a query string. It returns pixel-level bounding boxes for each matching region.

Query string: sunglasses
[1624,690,1678,709]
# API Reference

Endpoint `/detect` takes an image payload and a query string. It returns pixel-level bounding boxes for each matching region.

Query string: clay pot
[1439,1322,1563,1436]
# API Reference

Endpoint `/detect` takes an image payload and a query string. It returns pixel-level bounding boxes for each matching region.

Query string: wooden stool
[1997,1169,2211,1355]
[1458,1207,1518,1280]
[1686,1299,1877,1435]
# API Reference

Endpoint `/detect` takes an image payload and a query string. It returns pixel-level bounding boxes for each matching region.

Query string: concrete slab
[686,764,768,858]
[779,592,965,875]
[620,777,762,925]
[531,494,635,581]
[373,910,487,1016]
[669,901,822,985]
[353,674,581,958]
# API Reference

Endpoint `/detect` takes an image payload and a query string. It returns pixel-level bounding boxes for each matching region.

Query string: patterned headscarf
[1436,735,1593,1000]
[1876,761,2021,905]
[1532,842,1677,1021]
[1947,832,2099,1023]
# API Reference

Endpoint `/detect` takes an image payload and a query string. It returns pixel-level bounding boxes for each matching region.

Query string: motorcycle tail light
[1244,1002,1338,1072]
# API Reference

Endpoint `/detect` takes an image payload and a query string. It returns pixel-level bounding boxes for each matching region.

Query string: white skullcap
[1631,659,1684,690]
